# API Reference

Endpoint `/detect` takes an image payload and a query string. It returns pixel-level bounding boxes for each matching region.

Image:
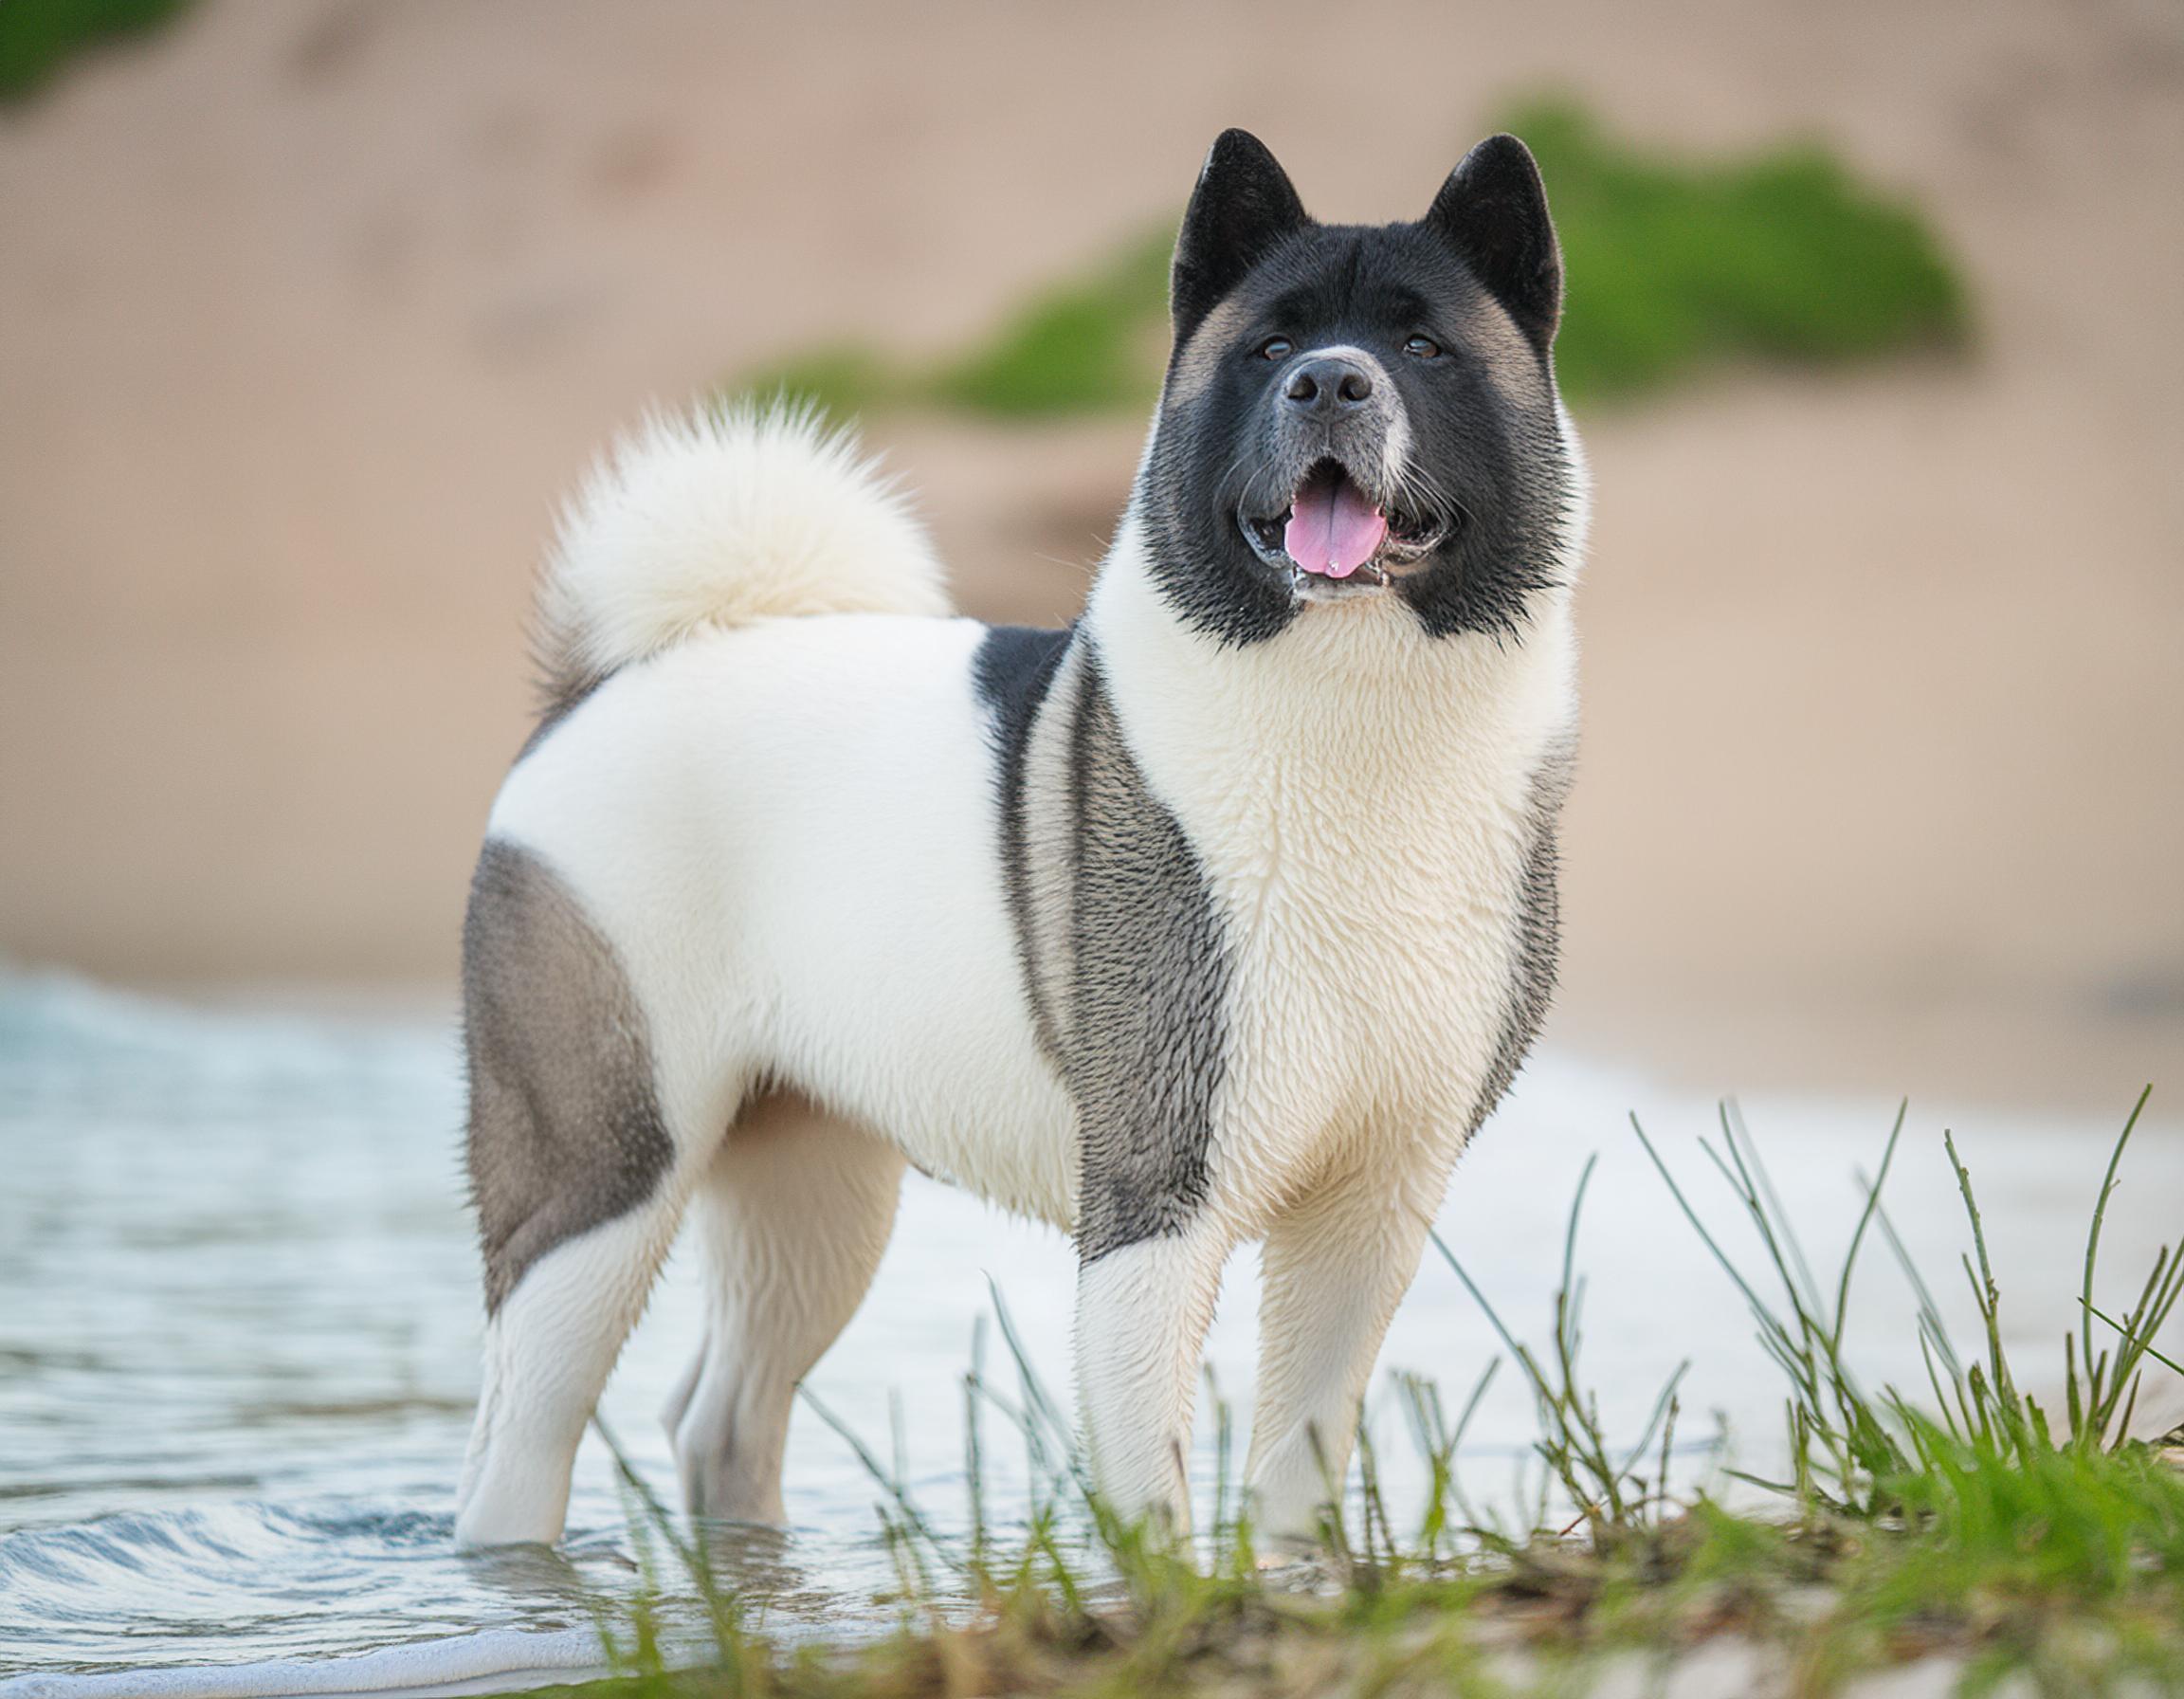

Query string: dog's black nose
[1283,356,1374,415]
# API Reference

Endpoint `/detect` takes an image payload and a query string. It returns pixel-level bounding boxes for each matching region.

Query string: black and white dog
[454,130,1584,1548]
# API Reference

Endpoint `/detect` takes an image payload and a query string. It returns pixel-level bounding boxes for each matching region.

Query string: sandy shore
[2,0,2179,1110]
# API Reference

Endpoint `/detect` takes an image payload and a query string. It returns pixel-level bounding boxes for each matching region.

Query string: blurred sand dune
[2,0,2179,1108]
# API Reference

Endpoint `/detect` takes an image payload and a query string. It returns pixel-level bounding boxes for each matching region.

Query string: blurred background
[3,0,2180,1110]
[3,6,2181,1683]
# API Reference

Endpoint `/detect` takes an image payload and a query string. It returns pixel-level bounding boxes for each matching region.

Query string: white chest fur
[1087,523,1578,1225]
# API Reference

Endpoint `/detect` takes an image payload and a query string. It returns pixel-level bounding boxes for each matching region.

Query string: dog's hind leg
[666,1091,904,1525]
[453,839,726,1549]
[458,1187,698,1547]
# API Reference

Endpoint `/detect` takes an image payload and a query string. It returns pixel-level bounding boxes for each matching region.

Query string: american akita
[454,128,1584,1549]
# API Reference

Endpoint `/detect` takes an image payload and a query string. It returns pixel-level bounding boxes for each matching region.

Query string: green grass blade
[2082,1086,2154,1393]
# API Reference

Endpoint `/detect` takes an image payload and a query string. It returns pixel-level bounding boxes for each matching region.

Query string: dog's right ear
[1171,129,1308,344]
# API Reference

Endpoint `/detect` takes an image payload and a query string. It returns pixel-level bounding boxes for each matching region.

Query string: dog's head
[1136,130,1578,646]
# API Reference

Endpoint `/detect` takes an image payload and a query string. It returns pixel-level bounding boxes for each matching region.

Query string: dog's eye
[1257,337,1293,361]
[1404,335,1442,359]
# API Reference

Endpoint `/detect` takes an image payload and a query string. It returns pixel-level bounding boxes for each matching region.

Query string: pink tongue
[1283,476,1388,579]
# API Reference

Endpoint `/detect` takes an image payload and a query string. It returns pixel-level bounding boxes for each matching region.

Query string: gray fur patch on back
[463,837,674,1314]
[1059,654,1232,1261]
[1468,735,1576,1138]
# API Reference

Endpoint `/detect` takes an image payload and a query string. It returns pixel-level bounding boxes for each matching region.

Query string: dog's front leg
[1244,1154,1447,1544]
[1073,1219,1231,1535]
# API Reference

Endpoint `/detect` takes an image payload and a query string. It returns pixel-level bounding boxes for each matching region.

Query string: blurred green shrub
[741,96,1968,419]
[1525,99,1968,400]
[752,230,1176,423]
[0,0,195,102]
[926,228,1175,415]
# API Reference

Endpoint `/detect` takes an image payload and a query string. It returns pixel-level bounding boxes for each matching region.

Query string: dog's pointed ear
[1171,129,1308,344]
[1426,134,1562,348]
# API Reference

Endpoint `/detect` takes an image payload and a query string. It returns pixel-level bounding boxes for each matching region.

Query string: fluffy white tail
[533,402,949,703]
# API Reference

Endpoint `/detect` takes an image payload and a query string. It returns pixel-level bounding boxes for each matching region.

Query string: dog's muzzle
[1236,351,1451,599]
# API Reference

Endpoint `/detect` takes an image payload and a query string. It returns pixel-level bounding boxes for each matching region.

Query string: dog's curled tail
[532,400,949,705]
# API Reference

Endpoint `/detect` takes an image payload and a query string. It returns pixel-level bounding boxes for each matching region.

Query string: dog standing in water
[454,129,1585,1548]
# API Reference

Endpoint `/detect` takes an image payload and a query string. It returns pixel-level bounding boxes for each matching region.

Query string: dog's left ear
[1172,129,1309,345]
[1426,135,1562,349]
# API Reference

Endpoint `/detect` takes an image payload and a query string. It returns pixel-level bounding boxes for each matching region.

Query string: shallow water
[1,970,2175,1694]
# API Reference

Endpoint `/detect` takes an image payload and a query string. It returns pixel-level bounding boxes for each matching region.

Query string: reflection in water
[0,969,2175,1689]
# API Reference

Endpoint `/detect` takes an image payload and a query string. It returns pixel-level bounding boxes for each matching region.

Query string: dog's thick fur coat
[456,131,1586,1548]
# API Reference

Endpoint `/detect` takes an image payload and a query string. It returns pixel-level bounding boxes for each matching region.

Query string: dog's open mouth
[1239,460,1447,594]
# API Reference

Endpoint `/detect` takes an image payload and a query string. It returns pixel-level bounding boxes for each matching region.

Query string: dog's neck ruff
[1084,510,1577,824]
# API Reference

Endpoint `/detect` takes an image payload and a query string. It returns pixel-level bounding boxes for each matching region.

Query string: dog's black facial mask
[1138,130,1576,647]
